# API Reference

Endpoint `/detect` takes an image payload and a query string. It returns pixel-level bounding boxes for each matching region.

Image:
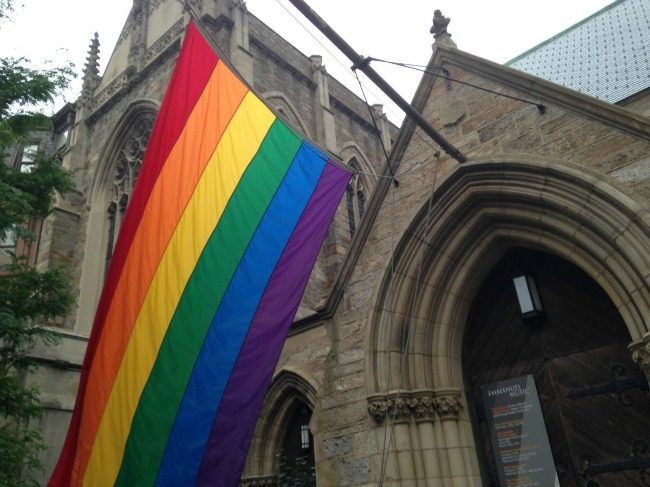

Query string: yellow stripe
[82,93,275,487]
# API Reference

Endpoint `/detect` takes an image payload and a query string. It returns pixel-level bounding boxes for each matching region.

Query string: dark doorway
[464,248,650,486]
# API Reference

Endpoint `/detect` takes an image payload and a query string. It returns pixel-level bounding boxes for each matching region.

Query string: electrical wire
[272,0,407,123]
[369,57,546,113]
[184,2,465,484]
[271,0,470,177]
[353,70,397,184]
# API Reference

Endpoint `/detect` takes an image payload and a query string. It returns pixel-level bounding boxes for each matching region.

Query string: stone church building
[14,0,650,485]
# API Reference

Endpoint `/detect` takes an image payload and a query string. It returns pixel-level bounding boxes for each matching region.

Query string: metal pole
[287,0,467,164]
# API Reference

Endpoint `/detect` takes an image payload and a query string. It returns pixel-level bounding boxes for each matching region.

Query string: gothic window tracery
[105,115,154,271]
[345,158,366,238]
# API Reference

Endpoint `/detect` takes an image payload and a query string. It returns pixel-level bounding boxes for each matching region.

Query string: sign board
[481,375,559,487]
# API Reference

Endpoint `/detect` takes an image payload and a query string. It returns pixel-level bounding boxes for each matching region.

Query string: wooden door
[463,248,650,487]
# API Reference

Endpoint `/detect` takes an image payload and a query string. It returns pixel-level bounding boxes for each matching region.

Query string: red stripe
[49,21,218,486]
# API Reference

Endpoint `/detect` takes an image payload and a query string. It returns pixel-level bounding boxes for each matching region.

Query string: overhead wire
[272,0,408,124]
[352,70,397,184]
[265,4,455,484]
[273,0,472,181]
[369,57,547,113]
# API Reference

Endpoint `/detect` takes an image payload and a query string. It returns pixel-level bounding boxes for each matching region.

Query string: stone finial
[430,10,450,38]
[81,33,100,105]
[430,9,456,48]
[310,54,325,73]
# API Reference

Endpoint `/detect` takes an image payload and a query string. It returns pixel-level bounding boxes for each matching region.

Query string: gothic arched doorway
[464,247,650,487]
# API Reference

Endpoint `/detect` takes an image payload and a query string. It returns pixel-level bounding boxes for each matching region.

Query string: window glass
[20,144,39,173]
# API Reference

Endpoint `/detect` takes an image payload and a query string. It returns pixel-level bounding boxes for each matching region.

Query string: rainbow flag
[51,21,350,487]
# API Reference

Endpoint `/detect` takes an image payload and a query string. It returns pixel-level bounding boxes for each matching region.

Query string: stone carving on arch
[365,155,650,484]
[241,368,318,484]
[262,91,312,139]
[76,99,159,335]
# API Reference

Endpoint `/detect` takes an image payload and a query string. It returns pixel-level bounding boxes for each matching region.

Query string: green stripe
[115,120,301,486]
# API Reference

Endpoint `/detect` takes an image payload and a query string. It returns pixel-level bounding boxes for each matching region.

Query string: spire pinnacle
[81,33,100,105]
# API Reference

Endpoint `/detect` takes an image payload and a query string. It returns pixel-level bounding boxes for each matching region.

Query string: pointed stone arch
[241,369,318,485]
[340,143,376,239]
[76,99,158,335]
[365,155,650,485]
[339,142,374,179]
[89,99,159,202]
[262,91,312,139]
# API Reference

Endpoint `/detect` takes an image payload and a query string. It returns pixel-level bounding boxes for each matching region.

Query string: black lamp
[512,273,544,319]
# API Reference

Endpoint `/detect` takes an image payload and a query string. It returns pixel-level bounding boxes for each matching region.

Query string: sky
[0,0,613,122]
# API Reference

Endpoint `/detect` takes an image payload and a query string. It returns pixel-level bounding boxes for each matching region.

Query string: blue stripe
[154,142,328,486]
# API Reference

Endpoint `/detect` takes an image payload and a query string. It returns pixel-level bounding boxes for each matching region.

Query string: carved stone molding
[368,390,438,424]
[407,390,436,422]
[367,392,413,424]
[144,18,184,67]
[368,389,464,423]
[433,389,463,420]
[630,334,650,385]
[433,396,463,419]
[367,394,389,423]
[88,19,184,123]
[367,391,413,424]
[90,69,133,116]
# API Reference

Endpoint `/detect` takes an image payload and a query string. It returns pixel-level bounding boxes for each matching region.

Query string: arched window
[240,372,318,487]
[104,115,154,271]
[345,158,366,237]
[277,401,315,486]
[76,103,158,336]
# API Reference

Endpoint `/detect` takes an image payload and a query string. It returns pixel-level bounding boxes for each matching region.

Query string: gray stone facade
[26,1,650,485]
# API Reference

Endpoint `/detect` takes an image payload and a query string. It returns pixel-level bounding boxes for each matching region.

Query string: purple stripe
[195,162,350,486]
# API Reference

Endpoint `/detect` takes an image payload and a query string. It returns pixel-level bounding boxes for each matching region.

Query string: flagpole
[286,0,467,164]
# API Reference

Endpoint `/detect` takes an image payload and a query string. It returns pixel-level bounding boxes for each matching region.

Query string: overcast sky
[0,0,613,122]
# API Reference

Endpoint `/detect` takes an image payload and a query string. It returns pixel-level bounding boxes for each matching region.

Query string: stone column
[310,55,337,153]
[369,388,481,486]
[229,0,254,84]
[387,396,417,484]
[434,389,470,487]
[368,394,405,484]
[630,333,650,385]
[409,390,443,487]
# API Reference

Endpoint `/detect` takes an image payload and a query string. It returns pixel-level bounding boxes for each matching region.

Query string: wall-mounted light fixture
[512,273,544,320]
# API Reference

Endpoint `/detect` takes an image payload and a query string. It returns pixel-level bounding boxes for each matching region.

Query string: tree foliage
[0,3,75,484]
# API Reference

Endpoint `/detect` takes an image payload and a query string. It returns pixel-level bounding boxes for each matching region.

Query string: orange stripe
[69,62,248,486]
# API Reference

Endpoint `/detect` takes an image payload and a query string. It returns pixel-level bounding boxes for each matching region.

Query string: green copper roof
[507,0,649,103]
